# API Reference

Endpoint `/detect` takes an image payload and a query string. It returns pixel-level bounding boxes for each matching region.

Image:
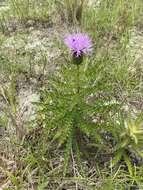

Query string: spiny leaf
[123,153,133,176]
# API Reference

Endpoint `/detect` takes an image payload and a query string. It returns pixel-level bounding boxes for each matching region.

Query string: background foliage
[0,0,143,189]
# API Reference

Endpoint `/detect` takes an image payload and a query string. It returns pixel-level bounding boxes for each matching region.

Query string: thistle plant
[37,32,121,175]
[63,33,92,160]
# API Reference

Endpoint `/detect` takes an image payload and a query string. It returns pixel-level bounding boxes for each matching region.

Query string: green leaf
[120,138,130,148]
[124,153,133,176]
[63,135,72,176]
[37,181,49,190]
[112,149,124,166]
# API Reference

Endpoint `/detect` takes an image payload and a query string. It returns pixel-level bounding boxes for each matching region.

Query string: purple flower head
[64,33,92,57]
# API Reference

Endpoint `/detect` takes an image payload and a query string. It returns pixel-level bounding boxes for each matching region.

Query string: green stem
[77,64,80,94]
[72,64,80,147]
[75,64,83,147]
